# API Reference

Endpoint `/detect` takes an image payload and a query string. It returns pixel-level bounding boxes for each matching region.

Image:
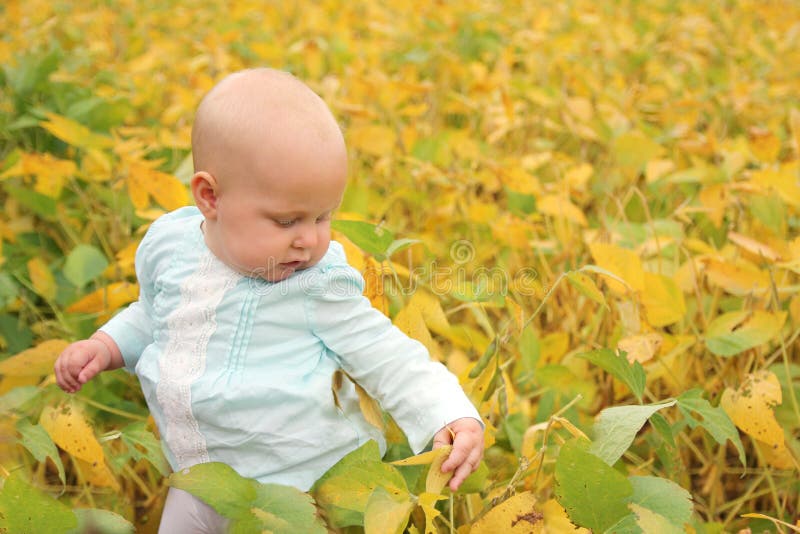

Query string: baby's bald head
[191,68,345,188]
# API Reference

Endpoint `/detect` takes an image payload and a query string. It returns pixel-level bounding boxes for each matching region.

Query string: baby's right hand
[54,339,112,393]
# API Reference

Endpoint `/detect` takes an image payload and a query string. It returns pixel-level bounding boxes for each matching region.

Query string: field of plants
[0,0,799,532]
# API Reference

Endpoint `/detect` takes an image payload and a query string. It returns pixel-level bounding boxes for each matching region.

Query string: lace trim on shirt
[157,249,240,469]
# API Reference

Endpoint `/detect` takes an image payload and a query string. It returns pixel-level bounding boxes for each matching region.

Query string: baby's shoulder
[142,207,200,243]
[136,206,201,264]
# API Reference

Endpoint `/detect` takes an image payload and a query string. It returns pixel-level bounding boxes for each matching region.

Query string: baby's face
[210,134,348,282]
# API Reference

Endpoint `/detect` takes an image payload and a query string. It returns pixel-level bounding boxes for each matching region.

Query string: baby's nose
[293,224,317,249]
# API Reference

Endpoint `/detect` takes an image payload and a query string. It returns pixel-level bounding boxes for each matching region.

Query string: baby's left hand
[433,417,485,492]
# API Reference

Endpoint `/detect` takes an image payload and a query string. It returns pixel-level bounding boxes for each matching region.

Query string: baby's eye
[315,213,331,223]
[275,219,297,227]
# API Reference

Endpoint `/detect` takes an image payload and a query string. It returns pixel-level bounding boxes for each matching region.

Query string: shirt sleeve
[305,264,483,453]
[98,222,160,371]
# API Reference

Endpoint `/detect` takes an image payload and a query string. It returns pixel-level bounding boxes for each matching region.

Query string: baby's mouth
[281,260,304,270]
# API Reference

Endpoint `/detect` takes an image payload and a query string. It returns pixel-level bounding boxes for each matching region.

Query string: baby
[55,68,484,532]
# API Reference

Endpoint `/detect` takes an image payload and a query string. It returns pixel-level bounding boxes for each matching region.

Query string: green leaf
[3,185,57,220]
[577,348,646,403]
[505,188,537,216]
[602,513,640,534]
[332,220,395,260]
[566,271,609,309]
[455,461,489,494]
[311,440,409,527]
[120,422,170,476]
[589,400,676,466]
[6,48,61,96]
[704,310,786,357]
[0,313,34,355]
[63,244,109,287]
[67,509,135,534]
[630,503,684,534]
[15,418,66,485]
[555,439,633,532]
[676,389,746,467]
[385,237,420,258]
[168,462,258,519]
[0,386,38,413]
[649,412,676,448]
[230,483,327,534]
[629,476,692,527]
[0,471,77,534]
[612,131,663,174]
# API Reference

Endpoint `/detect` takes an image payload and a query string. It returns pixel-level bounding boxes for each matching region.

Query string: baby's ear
[191,171,219,218]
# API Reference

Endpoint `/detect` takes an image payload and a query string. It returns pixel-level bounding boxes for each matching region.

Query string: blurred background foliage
[0,0,799,532]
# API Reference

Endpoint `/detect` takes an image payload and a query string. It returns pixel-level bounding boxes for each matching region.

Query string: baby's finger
[447,460,475,492]
[432,427,453,449]
[441,433,474,473]
[77,355,104,384]
[55,355,78,392]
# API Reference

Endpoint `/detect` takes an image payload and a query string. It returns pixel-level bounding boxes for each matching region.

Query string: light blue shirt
[101,207,481,490]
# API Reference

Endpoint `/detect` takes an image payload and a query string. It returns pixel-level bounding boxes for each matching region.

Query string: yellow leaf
[40,402,107,464]
[40,112,113,150]
[392,445,453,494]
[612,131,664,176]
[750,163,800,208]
[617,333,663,365]
[0,152,77,198]
[364,487,414,534]
[354,382,384,432]
[0,339,69,377]
[645,159,675,184]
[471,491,543,534]
[425,446,454,494]
[721,370,784,449]
[542,498,589,533]
[698,184,728,228]
[588,242,645,294]
[27,257,56,301]
[790,108,800,158]
[754,439,795,470]
[409,290,450,336]
[501,167,542,196]
[126,167,151,209]
[418,492,446,534]
[348,124,397,157]
[537,195,587,226]
[66,282,139,315]
[641,272,686,327]
[468,201,499,224]
[747,127,781,162]
[521,152,553,172]
[332,231,367,273]
[75,456,120,490]
[565,97,593,122]
[564,163,593,191]
[81,148,113,182]
[394,301,435,355]
[363,257,388,316]
[727,231,783,262]
[128,162,189,211]
[703,258,770,296]
[540,332,569,365]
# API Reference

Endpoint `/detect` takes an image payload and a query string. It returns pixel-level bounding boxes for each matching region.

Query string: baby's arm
[55,331,124,393]
[434,417,485,491]
[307,260,485,491]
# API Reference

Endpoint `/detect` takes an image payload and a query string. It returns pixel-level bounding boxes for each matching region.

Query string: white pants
[158,487,229,533]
